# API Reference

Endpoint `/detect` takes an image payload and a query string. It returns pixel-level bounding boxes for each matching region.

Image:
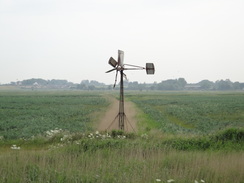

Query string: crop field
[0,91,108,139]
[127,92,244,135]
[0,90,243,183]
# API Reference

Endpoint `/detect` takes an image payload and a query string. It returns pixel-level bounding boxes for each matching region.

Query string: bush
[212,128,244,142]
[163,137,211,151]
[111,130,125,138]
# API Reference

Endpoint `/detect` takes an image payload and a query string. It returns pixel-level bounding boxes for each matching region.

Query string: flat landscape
[0,90,243,182]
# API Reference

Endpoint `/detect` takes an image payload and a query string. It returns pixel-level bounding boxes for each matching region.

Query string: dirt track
[97,96,137,132]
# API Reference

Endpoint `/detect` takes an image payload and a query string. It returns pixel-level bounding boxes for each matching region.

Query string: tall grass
[0,129,243,183]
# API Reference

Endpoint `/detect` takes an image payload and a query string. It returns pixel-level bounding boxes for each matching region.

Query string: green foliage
[212,128,244,142]
[127,92,244,134]
[163,137,211,150]
[0,91,109,139]
[163,128,244,151]
[25,164,40,182]
[0,130,243,183]
[110,130,124,137]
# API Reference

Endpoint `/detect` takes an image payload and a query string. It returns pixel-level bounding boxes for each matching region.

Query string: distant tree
[128,81,139,90]
[178,78,187,88]
[22,78,47,86]
[158,79,182,90]
[88,85,95,90]
[233,82,241,90]
[215,79,233,90]
[198,80,214,90]
[240,83,244,90]
[48,79,68,86]
[77,83,87,90]
[81,80,89,85]
[107,85,112,90]
[90,80,99,86]
[139,82,147,91]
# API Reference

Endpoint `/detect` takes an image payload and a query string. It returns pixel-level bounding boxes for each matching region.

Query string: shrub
[111,130,124,138]
[212,128,244,142]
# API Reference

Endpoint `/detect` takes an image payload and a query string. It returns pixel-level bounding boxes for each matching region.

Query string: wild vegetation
[0,91,243,182]
[0,129,243,183]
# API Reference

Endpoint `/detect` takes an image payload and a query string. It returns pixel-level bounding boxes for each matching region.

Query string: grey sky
[0,0,243,84]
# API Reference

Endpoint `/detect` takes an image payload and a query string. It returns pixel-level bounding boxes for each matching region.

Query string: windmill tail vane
[105,49,155,131]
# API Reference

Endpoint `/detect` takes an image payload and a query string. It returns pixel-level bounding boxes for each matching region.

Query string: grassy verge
[0,129,243,183]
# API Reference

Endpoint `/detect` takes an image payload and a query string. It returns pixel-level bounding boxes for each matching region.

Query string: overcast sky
[0,0,243,84]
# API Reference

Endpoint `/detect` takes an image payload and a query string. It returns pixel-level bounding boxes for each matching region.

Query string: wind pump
[106,50,155,131]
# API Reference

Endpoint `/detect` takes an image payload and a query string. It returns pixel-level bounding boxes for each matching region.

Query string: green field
[0,91,243,183]
[0,91,108,139]
[127,92,244,134]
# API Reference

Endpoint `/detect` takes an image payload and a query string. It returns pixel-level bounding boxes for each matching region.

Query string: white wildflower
[46,128,63,138]
[156,178,161,182]
[141,133,148,139]
[88,133,94,139]
[106,133,111,138]
[195,180,199,183]
[11,145,21,150]
[167,179,175,183]
[200,180,205,183]
[60,135,70,142]
[102,135,106,139]
[96,133,101,138]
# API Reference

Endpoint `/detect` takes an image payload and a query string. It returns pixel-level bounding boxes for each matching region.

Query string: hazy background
[0,0,243,84]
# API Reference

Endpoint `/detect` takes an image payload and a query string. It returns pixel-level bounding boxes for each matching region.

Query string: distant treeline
[5,78,244,91]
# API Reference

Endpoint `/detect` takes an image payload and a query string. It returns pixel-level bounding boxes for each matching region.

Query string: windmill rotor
[105,50,155,131]
[113,70,118,88]
[123,73,128,81]
[105,68,116,73]
[117,50,124,67]
[108,57,118,68]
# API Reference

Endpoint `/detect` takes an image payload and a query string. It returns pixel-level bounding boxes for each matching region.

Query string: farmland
[127,92,244,135]
[0,91,108,139]
[0,90,243,183]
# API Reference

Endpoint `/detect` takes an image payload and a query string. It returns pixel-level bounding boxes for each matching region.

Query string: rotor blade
[108,57,118,68]
[118,50,124,67]
[113,70,118,88]
[105,68,116,73]
[123,73,128,81]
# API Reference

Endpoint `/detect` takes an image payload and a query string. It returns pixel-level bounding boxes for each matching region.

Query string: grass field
[0,90,243,182]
